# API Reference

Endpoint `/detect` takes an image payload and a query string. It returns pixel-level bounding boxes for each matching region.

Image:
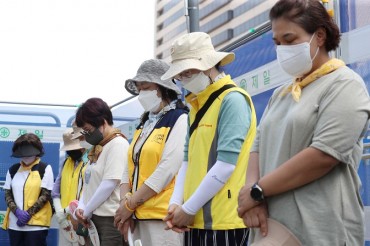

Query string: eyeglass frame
[80,126,95,136]
[174,69,200,81]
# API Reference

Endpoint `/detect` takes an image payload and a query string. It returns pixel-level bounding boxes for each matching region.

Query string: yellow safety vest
[61,157,86,208]
[185,75,257,230]
[128,108,188,219]
[2,163,53,229]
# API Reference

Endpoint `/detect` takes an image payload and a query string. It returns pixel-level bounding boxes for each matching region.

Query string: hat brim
[12,145,41,158]
[70,131,83,140]
[125,77,182,96]
[60,142,83,151]
[125,79,140,95]
[161,51,235,80]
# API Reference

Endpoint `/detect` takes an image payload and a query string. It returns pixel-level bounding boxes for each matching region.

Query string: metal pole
[185,0,199,33]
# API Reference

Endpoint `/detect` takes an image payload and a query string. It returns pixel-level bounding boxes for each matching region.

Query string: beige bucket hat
[161,32,235,80]
[125,59,181,95]
[251,219,302,246]
[60,128,83,151]
[70,121,83,140]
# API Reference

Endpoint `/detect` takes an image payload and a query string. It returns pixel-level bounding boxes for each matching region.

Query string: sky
[0,0,155,106]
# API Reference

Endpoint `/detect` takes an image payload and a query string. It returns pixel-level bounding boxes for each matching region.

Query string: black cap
[11,145,41,158]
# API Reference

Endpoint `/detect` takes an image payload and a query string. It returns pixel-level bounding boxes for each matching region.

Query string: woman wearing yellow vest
[237,1,370,245]
[3,133,54,246]
[113,59,188,246]
[52,128,87,246]
[161,32,257,246]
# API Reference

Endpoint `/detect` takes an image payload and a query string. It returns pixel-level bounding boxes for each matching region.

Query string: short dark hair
[157,84,187,109]
[157,85,178,103]
[12,133,44,157]
[269,0,340,51]
[75,97,113,128]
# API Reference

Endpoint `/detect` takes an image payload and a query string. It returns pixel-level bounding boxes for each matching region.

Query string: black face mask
[84,128,104,146]
[67,150,83,161]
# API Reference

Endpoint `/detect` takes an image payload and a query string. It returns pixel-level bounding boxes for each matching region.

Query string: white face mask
[181,72,211,94]
[21,156,36,165]
[276,33,319,78]
[138,90,162,112]
[79,140,92,149]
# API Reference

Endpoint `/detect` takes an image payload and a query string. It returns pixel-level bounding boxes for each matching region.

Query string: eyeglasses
[174,69,198,81]
[80,127,94,136]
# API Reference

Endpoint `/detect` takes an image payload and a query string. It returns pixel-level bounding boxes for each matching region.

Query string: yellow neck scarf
[281,58,345,102]
[88,128,126,163]
[19,157,41,172]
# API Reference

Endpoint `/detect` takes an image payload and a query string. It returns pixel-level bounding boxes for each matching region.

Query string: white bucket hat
[161,32,235,80]
[60,128,83,151]
[125,59,181,95]
[251,219,302,246]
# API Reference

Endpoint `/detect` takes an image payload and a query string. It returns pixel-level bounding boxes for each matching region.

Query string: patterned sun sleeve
[5,189,18,213]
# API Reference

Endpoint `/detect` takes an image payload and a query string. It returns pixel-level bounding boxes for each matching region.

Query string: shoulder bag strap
[189,84,235,138]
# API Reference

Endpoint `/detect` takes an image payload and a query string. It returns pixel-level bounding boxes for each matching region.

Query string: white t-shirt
[83,136,129,216]
[3,164,54,231]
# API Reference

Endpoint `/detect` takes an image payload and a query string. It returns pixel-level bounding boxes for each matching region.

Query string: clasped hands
[75,208,92,228]
[14,208,31,227]
[113,195,136,242]
[237,184,269,237]
[163,204,194,233]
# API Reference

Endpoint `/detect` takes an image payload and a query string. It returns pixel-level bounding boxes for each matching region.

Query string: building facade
[155,0,278,60]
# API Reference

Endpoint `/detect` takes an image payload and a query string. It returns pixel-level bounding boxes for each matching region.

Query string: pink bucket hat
[161,32,235,80]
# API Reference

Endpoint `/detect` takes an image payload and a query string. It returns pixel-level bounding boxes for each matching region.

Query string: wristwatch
[250,182,264,202]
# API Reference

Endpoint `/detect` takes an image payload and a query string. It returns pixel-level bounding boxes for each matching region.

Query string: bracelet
[124,199,135,212]
[119,192,132,203]
[124,192,132,199]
